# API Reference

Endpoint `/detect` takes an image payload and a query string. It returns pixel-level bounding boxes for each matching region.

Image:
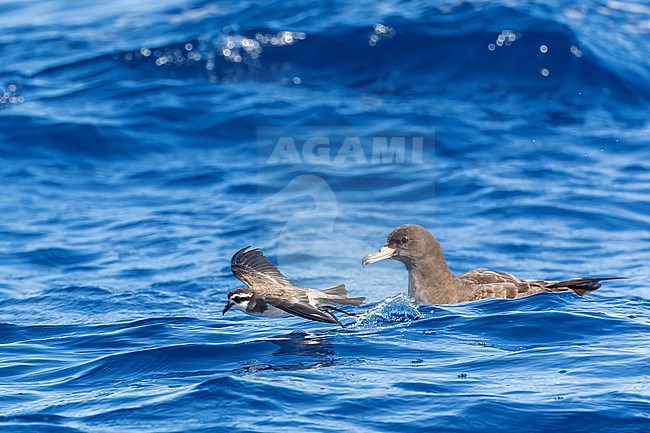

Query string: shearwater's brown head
[362,224,457,304]
[362,224,443,269]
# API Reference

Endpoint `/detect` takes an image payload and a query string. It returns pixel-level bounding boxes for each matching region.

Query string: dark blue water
[1,1,649,431]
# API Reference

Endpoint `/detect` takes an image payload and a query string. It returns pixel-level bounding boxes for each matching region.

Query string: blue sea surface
[1,0,649,431]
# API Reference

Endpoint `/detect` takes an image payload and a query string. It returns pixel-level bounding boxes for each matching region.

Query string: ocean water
[1,0,649,431]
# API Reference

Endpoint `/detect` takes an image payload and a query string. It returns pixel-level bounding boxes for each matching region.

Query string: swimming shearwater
[362,224,625,304]
[223,246,365,326]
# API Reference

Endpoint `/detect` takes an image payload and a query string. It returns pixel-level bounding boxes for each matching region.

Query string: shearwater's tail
[547,277,627,296]
[319,284,365,306]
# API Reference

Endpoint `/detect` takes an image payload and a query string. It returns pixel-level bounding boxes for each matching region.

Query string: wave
[107,17,648,103]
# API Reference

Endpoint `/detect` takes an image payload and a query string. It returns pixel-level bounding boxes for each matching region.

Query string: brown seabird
[223,246,365,326]
[362,224,625,304]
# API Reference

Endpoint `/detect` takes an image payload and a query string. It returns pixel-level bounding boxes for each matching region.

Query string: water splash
[0,83,23,108]
[117,30,307,79]
[369,23,396,46]
[352,293,424,328]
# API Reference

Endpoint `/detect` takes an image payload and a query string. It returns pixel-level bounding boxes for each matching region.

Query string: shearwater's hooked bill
[362,224,625,304]
[223,246,365,326]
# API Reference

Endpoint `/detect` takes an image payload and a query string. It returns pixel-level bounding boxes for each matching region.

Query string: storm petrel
[224,246,365,326]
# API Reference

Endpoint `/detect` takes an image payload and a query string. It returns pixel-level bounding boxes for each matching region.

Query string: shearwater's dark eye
[401,236,409,244]
[233,296,240,302]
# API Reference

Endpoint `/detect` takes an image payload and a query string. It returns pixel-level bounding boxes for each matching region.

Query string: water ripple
[1,0,649,432]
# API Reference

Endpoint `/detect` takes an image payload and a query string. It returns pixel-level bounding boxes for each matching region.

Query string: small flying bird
[362,224,625,304]
[223,246,365,326]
